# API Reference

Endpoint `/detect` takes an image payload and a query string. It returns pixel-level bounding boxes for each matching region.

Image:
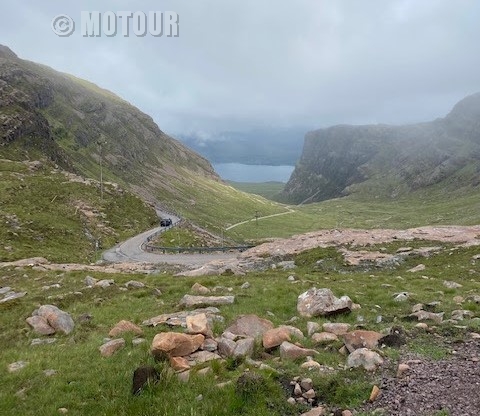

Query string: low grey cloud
[1,0,479,137]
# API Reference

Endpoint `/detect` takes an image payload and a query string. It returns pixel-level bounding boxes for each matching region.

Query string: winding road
[103,206,296,266]
[102,209,238,266]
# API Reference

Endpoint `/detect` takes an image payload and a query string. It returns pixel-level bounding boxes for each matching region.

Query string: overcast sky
[1,0,479,139]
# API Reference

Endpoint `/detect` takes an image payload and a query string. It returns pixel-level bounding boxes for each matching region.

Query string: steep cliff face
[0,45,218,206]
[281,93,480,204]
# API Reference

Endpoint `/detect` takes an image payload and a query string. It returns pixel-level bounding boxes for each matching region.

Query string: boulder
[311,332,339,344]
[169,356,190,372]
[95,279,115,288]
[125,280,145,289]
[191,283,211,295]
[179,295,234,308]
[151,332,205,358]
[346,348,383,371]
[201,338,218,352]
[263,327,291,349]
[99,338,125,357]
[84,276,97,287]
[342,330,384,353]
[217,337,237,357]
[225,314,274,340]
[233,337,255,358]
[307,322,321,336]
[408,310,444,324]
[279,341,318,360]
[322,322,351,335]
[279,325,304,339]
[26,315,56,335]
[108,320,144,337]
[36,305,74,335]
[186,313,213,337]
[297,288,353,318]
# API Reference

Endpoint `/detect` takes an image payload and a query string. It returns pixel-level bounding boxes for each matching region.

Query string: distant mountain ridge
[280,93,480,204]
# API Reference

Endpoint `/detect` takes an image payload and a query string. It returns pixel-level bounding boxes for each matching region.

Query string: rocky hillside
[0,44,217,205]
[0,45,286,233]
[280,93,480,204]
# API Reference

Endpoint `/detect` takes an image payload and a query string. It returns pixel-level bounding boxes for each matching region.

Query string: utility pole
[97,139,107,200]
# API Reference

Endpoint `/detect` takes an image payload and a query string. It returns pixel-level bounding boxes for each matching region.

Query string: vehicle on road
[160,218,173,227]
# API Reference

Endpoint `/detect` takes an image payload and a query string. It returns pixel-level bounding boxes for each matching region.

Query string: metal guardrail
[143,244,254,254]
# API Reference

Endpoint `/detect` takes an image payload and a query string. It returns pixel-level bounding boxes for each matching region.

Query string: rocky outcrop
[297,288,353,318]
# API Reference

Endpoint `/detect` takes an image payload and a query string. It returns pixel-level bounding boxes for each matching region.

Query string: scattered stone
[323,322,351,335]
[263,327,291,349]
[301,358,322,371]
[451,310,474,321]
[342,330,384,353]
[58,408,68,414]
[43,369,57,377]
[342,411,353,416]
[36,305,75,335]
[179,294,235,308]
[201,338,218,352]
[142,307,223,327]
[312,332,339,344]
[0,291,27,303]
[307,322,321,336]
[8,361,28,372]
[393,292,409,302]
[31,338,57,346]
[169,356,190,372]
[369,385,381,402]
[407,264,426,273]
[84,276,97,287]
[412,303,424,313]
[443,280,463,289]
[189,350,222,364]
[240,282,250,289]
[301,407,325,416]
[0,286,12,294]
[177,370,190,382]
[42,283,61,291]
[453,296,464,304]
[297,288,353,317]
[347,348,384,371]
[132,338,146,346]
[108,320,143,337]
[225,314,274,340]
[300,378,313,391]
[99,338,125,357]
[95,279,115,288]
[125,280,145,289]
[280,325,304,339]
[191,282,211,295]
[217,337,237,357]
[408,310,444,324]
[233,337,255,358]
[303,389,316,399]
[186,313,213,337]
[287,275,296,281]
[397,363,410,378]
[151,332,205,358]
[287,397,296,405]
[280,341,318,360]
[277,261,296,270]
[132,366,160,395]
[26,315,56,335]
[415,323,429,330]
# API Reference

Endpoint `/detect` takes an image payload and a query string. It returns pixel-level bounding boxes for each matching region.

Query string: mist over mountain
[280,93,480,204]
[178,128,306,166]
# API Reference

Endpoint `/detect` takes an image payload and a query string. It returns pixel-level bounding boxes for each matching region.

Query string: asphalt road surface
[102,209,237,266]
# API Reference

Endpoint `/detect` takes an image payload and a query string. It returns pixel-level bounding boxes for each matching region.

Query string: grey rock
[125,280,145,289]
[31,338,57,346]
[0,291,27,303]
[8,361,28,372]
[233,337,255,358]
[37,305,75,335]
[179,294,235,308]
[84,276,97,287]
[225,314,274,340]
[297,288,353,317]
[347,348,384,371]
[95,279,115,288]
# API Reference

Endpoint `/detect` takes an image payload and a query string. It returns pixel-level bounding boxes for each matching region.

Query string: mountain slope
[0,45,286,238]
[280,93,480,204]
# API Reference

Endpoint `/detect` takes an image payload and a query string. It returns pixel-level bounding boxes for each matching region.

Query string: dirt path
[225,206,296,230]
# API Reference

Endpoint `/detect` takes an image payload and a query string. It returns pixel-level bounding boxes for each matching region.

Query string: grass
[0,159,157,263]
[227,181,286,200]
[0,240,478,415]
